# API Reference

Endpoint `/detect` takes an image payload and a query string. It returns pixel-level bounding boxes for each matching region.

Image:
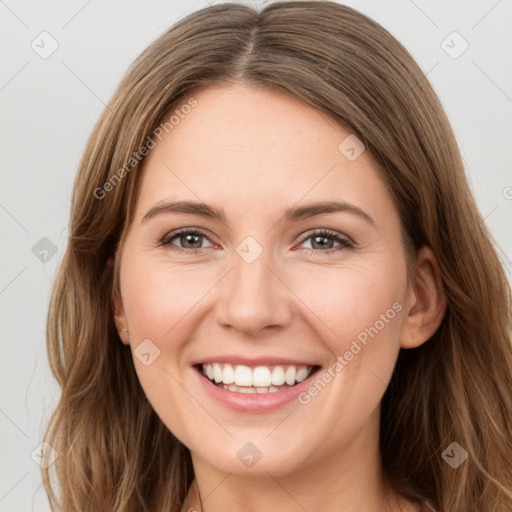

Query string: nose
[214,245,293,336]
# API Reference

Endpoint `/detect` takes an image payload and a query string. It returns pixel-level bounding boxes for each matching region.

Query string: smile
[200,363,317,394]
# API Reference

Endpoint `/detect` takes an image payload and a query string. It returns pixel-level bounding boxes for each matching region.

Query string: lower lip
[193,366,320,413]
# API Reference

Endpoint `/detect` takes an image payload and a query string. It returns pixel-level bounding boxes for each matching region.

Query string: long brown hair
[42,2,512,510]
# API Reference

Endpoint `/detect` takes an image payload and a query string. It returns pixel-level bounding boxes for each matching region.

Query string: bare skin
[113,83,445,512]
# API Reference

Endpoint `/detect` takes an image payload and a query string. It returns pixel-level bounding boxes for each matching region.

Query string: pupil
[183,234,201,248]
[313,235,332,249]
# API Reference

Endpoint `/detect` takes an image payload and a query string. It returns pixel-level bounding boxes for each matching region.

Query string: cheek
[120,258,207,432]
[122,258,215,342]
[289,263,406,444]
[122,250,407,363]
[289,259,406,355]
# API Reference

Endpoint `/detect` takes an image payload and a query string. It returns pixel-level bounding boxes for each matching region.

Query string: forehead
[135,84,395,224]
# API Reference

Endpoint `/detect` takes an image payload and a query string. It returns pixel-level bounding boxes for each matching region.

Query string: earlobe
[109,255,130,345]
[105,258,130,345]
[113,290,130,345]
[400,246,447,349]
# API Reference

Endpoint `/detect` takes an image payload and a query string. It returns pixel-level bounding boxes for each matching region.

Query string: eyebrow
[141,200,375,227]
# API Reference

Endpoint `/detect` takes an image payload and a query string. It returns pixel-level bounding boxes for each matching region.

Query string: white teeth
[222,364,235,385]
[271,366,286,386]
[285,366,297,385]
[202,363,315,389]
[213,363,223,383]
[296,367,309,383]
[238,386,257,394]
[234,365,253,386]
[252,366,272,387]
[220,383,293,393]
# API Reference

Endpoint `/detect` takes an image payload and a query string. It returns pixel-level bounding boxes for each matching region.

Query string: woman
[42,2,512,511]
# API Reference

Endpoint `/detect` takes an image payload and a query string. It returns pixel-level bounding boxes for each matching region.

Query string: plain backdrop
[1,0,511,510]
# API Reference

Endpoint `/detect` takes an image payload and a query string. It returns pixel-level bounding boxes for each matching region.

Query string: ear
[400,246,447,349]
[108,257,130,346]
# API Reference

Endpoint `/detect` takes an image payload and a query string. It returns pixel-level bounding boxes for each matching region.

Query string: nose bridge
[215,237,291,334]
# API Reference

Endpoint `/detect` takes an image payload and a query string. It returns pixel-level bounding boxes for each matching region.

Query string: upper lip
[191,355,321,367]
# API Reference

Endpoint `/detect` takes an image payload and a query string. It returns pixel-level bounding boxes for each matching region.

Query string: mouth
[194,362,322,394]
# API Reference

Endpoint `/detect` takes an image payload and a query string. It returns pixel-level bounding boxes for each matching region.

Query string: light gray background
[1,0,511,510]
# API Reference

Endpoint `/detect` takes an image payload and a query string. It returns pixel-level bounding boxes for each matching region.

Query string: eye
[159,228,354,255]
[160,228,215,254]
[297,229,353,254]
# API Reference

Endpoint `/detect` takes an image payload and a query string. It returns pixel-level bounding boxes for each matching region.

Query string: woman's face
[114,83,417,476]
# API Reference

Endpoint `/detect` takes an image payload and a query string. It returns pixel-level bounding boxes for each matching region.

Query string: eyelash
[159,228,354,255]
